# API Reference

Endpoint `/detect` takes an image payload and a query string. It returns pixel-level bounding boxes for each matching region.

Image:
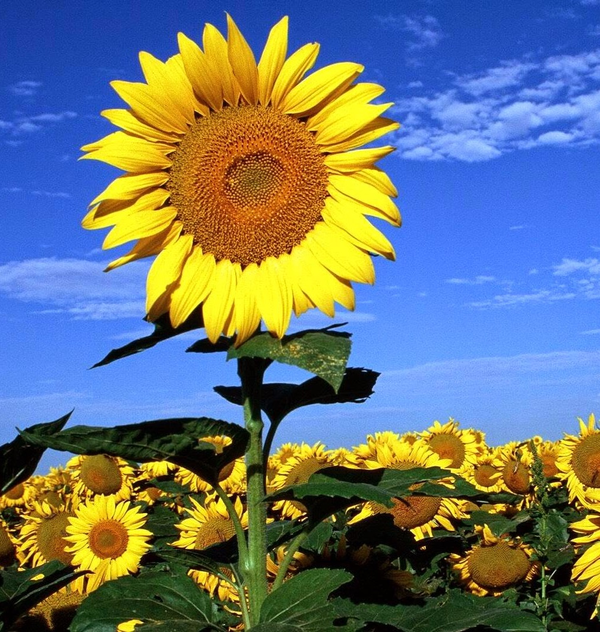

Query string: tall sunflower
[82,15,399,344]
[570,512,600,617]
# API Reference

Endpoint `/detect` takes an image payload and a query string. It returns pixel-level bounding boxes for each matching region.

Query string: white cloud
[581,329,600,335]
[0,111,78,137]
[375,14,444,51]
[553,257,600,276]
[31,190,71,199]
[469,289,577,308]
[7,80,42,97]
[446,275,496,285]
[393,49,600,161]
[0,257,148,320]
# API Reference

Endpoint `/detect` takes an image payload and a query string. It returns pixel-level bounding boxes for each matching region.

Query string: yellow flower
[0,478,35,512]
[82,15,399,344]
[0,517,17,567]
[64,495,152,592]
[556,413,600,509]
[462,446,504,494]
[450,525,539,596]
[67,454,135,502]
[570,512,600,616]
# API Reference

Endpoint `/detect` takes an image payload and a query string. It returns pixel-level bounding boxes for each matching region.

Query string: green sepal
[332,589,547,631]
[19,417,248,486]
[92,311,206,368]
[259,568,352,631]
[69,568,234,632]
[227,327,352,392]
[0,412,71,496]
[0,560,84,631]
[214,367,379,424]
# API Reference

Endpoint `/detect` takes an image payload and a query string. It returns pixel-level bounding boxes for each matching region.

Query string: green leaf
[0,412,71,495]
[464,510,532,537]
[0,560,83,630]
[69,568,230,632]
[259,568,352,631]
[154,540,238,570]
[19,417,248,486]
[92,312,206,368]
[215,367,379,424]
[227,327,352,392]
[333,590,546,631]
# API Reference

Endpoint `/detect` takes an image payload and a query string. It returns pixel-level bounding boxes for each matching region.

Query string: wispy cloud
[7,80,42,97]
[446,275,496,285]
[0,257,148,320]
[31,190,71,199]
[375,13,444,52]
[393,49,600,161]
[0,111,77,138]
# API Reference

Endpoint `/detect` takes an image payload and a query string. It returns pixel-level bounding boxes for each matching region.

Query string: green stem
[262,416,281,469]
[231,565,251,630]
[213,482,249,566]
[239,357,269,627]
[272,526,310,591]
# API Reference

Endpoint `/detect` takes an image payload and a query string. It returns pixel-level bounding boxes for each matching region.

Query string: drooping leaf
[154,538,239,569]
[227,327,352,392]
[214,367,379,424]
[69,568,231,632]
[464,510,532,537]
[19,417,248,485]
[92,311,207,368]
[0,412,71,495]
[332,589,546,631]
[259,568,352,631]
[0,560,83,630]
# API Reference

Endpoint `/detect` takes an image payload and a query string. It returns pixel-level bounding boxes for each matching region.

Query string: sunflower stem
[212,482,249,567]
[272,525,310,591]
[238,356,269,627]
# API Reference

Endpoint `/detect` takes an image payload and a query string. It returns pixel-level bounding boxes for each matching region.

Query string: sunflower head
[0,522,16,566]
[82,15,399,344]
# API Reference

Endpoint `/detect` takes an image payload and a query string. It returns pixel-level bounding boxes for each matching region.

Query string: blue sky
[1,0,599,472]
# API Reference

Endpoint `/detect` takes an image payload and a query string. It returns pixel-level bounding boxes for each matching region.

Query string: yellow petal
[328,174,401,226]
[81,132,172,172]
[203,22,240,107]
[227,14,258,105]
[110,80,188,134]
[146,235,194,317]
[281,62,363,116]
[85,188,169,230]
[138,51,196,123]
[103,207,177,249]
[257,16,288,105]
[165,54,210,116]
[351,167,398,197]
[329,274,355,311]
[169,248,216,327]
[255,256,292,338]
[178,32,222,111]
[89,172,169,207]
[307,82,385,131]
[324,146,395,172]
[202,259,239,343]
[324,117,400,153]
[290,244,335,317]
[290,281,314,317]
[233,263,262,345]
[306,223,374,284]
[105,222,183,271]
[313,102,393,147]
[270,42,320,109]
[101,108,179,142]
[322,197,395,261]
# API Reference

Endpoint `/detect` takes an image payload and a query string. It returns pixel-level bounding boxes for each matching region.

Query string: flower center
[80,455,123,495]
[168,105,329,267]
[428,434,466,469]
[88,519,129,559]
[474,464,500,488]
[4,482,25,500]
[370,496,442,530]
[571,434,600,488]
[194,517,236,550]
[37,513,74,565]
[502,460,531,495]
[468,541,531,591]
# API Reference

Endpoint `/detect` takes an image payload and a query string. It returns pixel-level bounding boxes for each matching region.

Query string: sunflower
[0,478,36,511]
[346,431,403,468]
[462,446,504,494]
[67,454,135,502]
[174,436,246,494]
[418,418,486,474]
[18,500,76,569]
[0,517,17,567]
[496,442,534,500]
[348,438,464,540]
[570,512,600,615]
[450,525,539,596]
[14,588,85,632]
[171,493,248,602]
[81,15,399,345]
[64,495,152,592]
[269,442,335,519]
[556,414,600,509]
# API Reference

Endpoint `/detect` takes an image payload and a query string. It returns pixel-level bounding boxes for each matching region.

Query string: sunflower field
[3,12,599,632]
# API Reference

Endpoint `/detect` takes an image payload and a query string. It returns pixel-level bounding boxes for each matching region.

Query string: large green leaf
[333,590,546,631]
[0,412,70,496]
[214,367,379,424]
[0,560,83,631]
[92,311,206,368]
[227,327,352,392]
[19,417,248,485]
[259,568,352,631]
[69,569,230,632]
